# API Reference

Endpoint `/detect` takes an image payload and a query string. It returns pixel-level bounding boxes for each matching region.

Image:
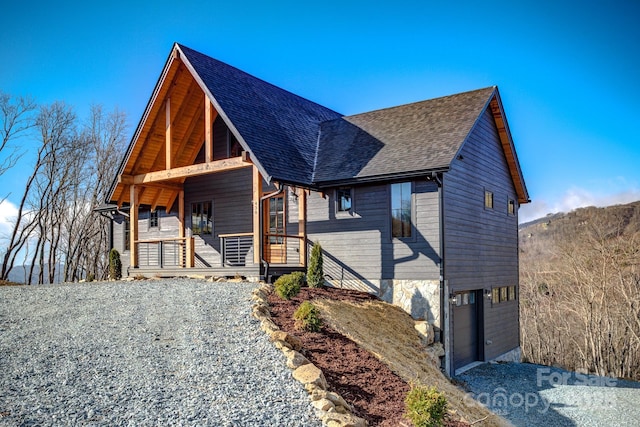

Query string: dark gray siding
[443,107,520,360]
[306,181,441,290]
[185,168,254,267]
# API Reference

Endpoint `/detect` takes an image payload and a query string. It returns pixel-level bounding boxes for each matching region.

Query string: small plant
[307,241,324,288]
[293,300,322,332]
[274,271,305,300]
[87,273,95,282]
[109,248,122,280]
[404,385,448,427]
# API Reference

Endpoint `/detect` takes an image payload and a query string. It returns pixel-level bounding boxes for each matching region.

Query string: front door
[263,194,286,263]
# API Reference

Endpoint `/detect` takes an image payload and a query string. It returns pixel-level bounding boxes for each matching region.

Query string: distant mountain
[519,200,640,242]
[7,264,64,285]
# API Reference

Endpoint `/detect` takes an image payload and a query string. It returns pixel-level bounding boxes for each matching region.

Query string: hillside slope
[518,200,640,380]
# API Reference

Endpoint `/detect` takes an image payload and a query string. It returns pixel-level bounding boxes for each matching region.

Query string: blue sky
[1,0,638,226]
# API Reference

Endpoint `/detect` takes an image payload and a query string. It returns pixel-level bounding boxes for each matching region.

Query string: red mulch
[268,287,470,427]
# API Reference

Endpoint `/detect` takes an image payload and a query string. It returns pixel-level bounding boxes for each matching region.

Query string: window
[500,286,508,302]
[124,217,130,251]
[149,210,159,228]
[484,190,494,209]
[391,182,412,238]
[492,287,500,304]
[268,195,285,244]
[508,198,516,215]
[455,291,476,306]
[492,286,517,304]
[336,187,353,215]
[191,201,213,235]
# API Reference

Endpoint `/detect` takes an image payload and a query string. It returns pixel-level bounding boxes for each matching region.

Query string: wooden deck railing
[219,233,254,267]
[135,237,194,268]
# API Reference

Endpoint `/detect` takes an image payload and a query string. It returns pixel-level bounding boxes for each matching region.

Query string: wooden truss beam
[121,156,251,186]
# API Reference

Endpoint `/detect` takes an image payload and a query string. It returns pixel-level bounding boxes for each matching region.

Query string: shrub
[293,300,322,332]
[87,273,95,282]
[109,248,122,280]
[307,241,324,288]
[404,385,448,427]
[274,271,305,300]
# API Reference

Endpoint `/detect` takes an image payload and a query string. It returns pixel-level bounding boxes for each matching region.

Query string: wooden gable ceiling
[111,53,218,211]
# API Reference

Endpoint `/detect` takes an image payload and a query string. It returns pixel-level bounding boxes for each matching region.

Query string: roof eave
[313,167,451,189]
[106,43,182,204]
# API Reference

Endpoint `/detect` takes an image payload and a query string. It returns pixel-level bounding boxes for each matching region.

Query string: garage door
[453,290,480,370]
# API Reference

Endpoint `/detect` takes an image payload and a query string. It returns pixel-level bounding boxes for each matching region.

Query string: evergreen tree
[307,241,324,288]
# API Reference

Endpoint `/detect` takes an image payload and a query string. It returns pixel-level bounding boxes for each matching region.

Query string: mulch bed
[268,287,410,426]
[268,286,471,427]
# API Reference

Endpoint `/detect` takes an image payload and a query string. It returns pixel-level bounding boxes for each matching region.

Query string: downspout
[431,171,449,375]
[259,183,286,282]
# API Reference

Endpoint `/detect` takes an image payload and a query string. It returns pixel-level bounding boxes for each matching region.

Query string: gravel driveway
[456,362,640,427]
[0,279,321,426]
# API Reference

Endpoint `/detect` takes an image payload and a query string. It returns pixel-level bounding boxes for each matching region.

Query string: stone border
[251,284,367,427]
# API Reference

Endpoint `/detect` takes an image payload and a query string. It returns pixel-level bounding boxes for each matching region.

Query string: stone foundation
[380,279,440,327]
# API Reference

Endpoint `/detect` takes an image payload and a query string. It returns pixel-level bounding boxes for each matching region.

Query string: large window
[336,187,353,215]
[191,201,213,235]
[391,182,412,238]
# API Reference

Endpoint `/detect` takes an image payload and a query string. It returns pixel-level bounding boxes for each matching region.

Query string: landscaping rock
[322,410,368,427]
[283,348,311,369]
[269,330,303,351]
[293,363,328,390]
[415,320,435,345]
[312,398,335,412]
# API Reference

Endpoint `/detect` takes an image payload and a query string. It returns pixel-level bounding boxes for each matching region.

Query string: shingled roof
[109,43,528,205]
[313,87,497,184]
[178,44,342,186]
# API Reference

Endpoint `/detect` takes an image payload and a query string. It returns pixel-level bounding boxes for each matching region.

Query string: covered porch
[109,47,307,279]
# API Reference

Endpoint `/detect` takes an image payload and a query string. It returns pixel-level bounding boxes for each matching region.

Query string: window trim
[123,217,130,252]
[191,200,213,236]
[149,210,159,229]
[484,189,494,210]
[390,181,415,241]
[508,198,516,216]
[335,187,354,217]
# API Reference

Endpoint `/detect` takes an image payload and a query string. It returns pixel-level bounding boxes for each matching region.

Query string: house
[102,43,529,376]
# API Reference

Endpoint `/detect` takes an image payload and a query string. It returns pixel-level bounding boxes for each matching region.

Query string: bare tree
[0,92,36,202]
[520,214,640,380]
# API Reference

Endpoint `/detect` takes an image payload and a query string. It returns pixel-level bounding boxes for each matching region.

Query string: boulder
[269,330,303,351]
[322,411,367,427]
[415,321,435,345]
[283,348,311,369]
[292,363,328,390]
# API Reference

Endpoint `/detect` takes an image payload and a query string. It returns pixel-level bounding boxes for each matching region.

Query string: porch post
[252,165,262,264]
[298,189,307,267]
[165,98,172,170]
[129,185,139,268]
[205,96,213,163]
[178,190,185,267]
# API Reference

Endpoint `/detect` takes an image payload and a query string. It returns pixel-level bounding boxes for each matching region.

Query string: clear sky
[1,0,638,226]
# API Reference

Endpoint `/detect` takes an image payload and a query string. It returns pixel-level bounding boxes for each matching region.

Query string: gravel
[0,278,322,426]
[456,361,640,427]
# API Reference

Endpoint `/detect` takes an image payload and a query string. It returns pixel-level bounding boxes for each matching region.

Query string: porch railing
[220,233,254,267]
[135,237,194,268]
[263,234,304,266]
